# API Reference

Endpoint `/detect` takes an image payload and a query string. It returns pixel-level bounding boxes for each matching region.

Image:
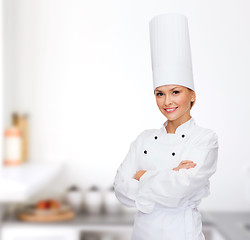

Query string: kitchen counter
[201,211,250,240]
[2,210,250,240]
[0,164,63,240]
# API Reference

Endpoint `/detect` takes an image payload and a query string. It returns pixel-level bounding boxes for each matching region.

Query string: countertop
[2,210,250,240]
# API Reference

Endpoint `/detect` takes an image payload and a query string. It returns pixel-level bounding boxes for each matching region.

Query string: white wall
[3,0,250,211]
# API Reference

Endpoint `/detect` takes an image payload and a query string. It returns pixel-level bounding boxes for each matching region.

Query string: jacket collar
[162,116,195,135]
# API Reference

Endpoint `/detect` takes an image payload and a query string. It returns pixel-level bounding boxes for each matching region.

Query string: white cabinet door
[2,226,79,240]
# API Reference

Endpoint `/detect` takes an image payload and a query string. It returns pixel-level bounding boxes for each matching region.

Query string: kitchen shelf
[0,163,62,202]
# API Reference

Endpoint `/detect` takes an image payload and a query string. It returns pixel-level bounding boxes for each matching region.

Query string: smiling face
[154,85,196,122]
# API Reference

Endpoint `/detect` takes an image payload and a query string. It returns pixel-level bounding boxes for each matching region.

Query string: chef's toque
[149,13,195,92]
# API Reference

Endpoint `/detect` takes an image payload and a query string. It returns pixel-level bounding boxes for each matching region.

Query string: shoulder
[192,124,219,149]
[133,128,158,142]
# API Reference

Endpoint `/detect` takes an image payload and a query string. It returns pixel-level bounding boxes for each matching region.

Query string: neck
[166,114,191,134]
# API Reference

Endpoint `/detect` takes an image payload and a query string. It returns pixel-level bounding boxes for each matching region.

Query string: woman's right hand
[173,160,196,171]
[133,170,147,181]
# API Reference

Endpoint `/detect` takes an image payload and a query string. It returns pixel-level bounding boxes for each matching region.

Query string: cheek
[155,98,163,107]
[176,95,190,106]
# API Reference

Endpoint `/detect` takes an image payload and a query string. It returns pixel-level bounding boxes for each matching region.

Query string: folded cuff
[126,178,140,199]
[139,169,159,187]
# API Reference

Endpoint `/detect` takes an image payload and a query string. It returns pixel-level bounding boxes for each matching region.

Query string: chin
[166,116,179,121]
[161,112,178,120]
[163,111,182,121]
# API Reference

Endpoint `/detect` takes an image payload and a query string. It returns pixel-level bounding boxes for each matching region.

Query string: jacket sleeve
[113,134,142,208]
[135,130,219,213]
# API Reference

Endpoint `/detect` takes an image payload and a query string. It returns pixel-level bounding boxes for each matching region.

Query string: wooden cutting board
[18,210,75,222]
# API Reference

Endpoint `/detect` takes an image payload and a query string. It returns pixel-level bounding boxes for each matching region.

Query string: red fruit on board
[36,199,61,210]
[36,200,48,209]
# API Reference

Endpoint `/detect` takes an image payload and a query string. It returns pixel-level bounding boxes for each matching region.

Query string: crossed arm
[113,130,218,213]
[133,160,197,181]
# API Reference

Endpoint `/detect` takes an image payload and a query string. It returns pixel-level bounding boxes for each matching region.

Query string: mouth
[164,107,178,113]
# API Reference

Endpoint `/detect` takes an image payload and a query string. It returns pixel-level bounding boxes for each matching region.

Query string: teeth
[166,108,177,112]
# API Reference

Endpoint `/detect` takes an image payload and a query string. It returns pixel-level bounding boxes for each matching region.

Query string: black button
[144,150,147,154]
[182,134,185,138]
[172,152,175,156]
[154,136,158,140]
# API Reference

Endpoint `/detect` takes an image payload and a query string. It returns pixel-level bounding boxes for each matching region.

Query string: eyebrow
[155,87,179,92]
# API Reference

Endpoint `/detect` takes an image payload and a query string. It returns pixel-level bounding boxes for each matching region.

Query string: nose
[164,94,173,106]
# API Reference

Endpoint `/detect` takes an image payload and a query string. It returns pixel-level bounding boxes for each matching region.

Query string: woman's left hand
[133,170,147,181]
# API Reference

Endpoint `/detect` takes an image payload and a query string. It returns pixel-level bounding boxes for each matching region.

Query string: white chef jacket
[113,117,219,240]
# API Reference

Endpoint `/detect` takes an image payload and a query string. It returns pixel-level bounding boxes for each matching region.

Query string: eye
[156,92,163,96]
[173,91,180,95]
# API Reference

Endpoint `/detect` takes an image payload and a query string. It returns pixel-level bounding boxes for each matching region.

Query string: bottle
[65,185,83,213]
[85,185,103,214]
[104,186,121,214]
[4,126,22,166]
[12,113,29,163]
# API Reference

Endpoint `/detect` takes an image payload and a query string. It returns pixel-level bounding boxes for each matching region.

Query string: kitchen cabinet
[2,226,132,240]
[2,226,79,240]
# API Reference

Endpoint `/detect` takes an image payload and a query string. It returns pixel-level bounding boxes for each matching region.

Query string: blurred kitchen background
[0,0,250,239]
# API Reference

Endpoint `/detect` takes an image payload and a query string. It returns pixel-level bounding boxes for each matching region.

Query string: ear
[191,91,196,102]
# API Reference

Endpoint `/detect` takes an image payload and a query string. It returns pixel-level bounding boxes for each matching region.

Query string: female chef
[113,13,219,240]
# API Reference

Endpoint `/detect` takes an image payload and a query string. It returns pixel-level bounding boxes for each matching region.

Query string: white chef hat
[149,13,195,92]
